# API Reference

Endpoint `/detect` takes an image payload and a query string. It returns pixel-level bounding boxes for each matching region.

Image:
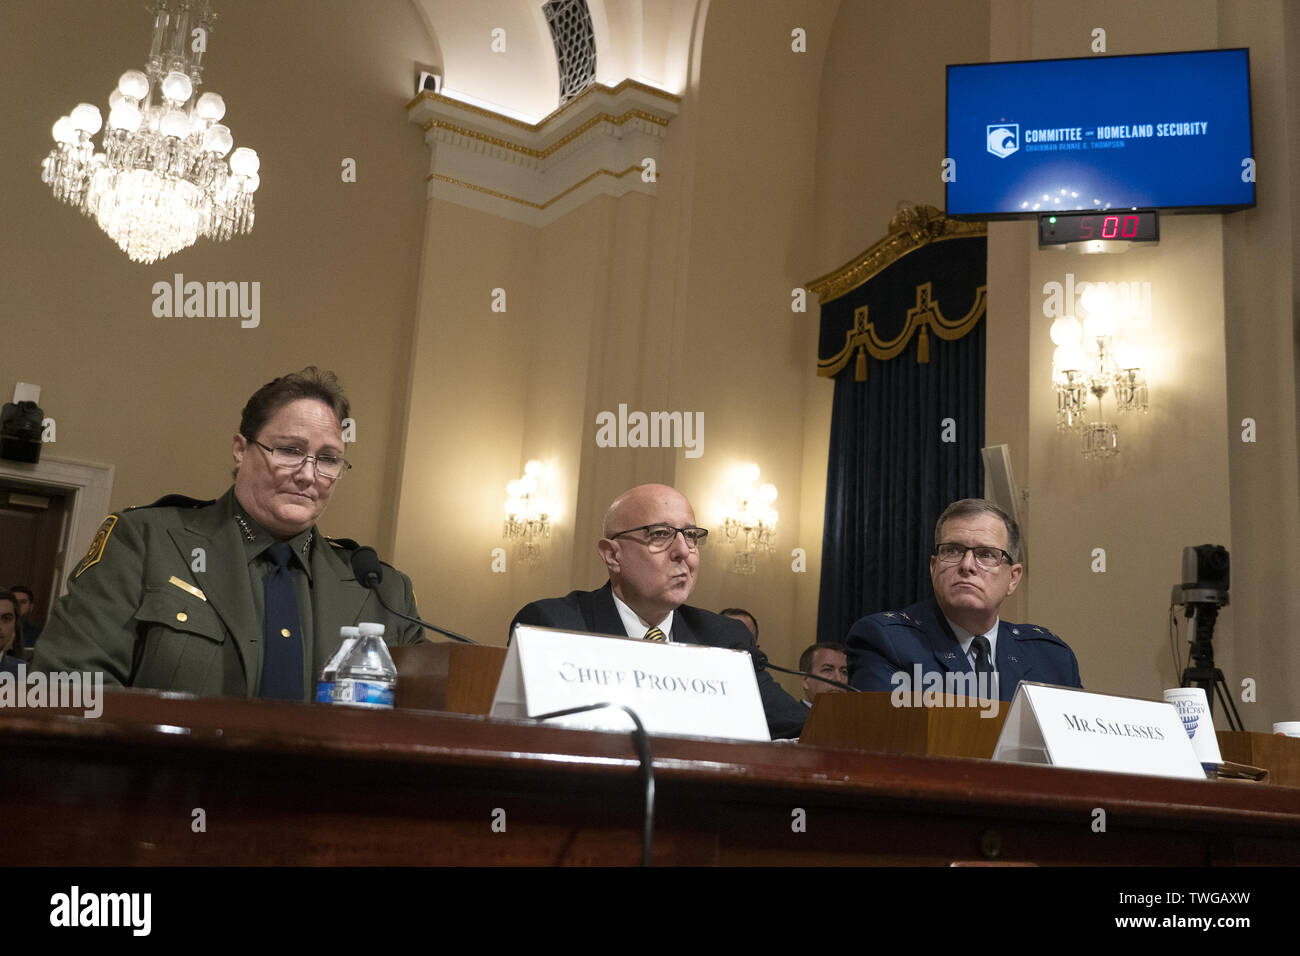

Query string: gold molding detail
[406,78,682,132]
[818,280,987,380]
[806,205,987,306]
[428,164,644,210]
[425,109,670,160]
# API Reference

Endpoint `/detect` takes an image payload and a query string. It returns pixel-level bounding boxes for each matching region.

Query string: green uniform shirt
[32,487,424,699]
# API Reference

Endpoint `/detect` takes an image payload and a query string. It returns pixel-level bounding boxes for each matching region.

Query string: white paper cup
[1164,687,1222,766]
[1272,721,1300,737]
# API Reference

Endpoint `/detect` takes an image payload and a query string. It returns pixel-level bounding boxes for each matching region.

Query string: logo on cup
[1173,698,1200,739]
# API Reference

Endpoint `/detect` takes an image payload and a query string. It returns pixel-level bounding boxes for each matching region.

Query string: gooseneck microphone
[750,648,859,693]
[350,547,477,645]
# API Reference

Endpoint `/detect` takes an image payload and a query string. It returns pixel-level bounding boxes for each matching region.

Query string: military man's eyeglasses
[250,439,351,480]
[934,542,1012,570]
[609,524,709,552]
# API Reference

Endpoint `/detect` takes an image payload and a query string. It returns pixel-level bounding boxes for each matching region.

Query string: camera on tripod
[1172,544,1229,609]
[1171,544,1241,729]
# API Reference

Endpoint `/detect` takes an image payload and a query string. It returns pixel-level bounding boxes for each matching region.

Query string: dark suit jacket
[510,583,807,739]
[845,597,1081,700]
[33,488,423,699]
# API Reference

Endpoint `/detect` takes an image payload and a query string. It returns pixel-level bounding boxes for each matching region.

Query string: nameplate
[992,682,1205,780]
[492,625,770,741]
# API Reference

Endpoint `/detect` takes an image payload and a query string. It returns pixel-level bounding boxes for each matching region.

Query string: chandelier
[720,463,778,575]
[1050,284,1148,459]
[503,460,552,564]
[40,1,259,264]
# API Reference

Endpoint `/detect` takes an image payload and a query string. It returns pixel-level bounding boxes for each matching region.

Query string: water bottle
[330,622,397,709]
[315,625,360,703]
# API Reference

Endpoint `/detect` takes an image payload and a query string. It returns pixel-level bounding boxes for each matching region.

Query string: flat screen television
[945,49,1255,219]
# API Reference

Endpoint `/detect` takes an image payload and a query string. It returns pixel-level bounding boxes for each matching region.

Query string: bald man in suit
[510,484,807,739]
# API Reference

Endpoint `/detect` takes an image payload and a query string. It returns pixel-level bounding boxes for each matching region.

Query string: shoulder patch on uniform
[73,515,118,578]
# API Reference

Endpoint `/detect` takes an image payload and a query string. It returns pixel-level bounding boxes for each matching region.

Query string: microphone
[349,547,478,645]
[749,648,858,693]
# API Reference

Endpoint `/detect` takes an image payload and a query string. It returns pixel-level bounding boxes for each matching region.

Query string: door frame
[0,456,114,600]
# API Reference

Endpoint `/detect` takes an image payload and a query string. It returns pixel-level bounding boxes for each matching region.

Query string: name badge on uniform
[168,576,206,601]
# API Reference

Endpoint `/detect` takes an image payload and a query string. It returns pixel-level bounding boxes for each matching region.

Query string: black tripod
[1179,602,1244,731]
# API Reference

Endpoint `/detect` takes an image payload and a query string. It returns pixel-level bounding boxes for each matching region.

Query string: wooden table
[2,692,1298,865]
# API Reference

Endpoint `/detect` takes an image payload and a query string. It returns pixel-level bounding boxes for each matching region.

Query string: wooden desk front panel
[2,694,1298,866]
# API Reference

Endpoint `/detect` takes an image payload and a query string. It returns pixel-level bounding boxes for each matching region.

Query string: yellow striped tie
[643,626,666,642]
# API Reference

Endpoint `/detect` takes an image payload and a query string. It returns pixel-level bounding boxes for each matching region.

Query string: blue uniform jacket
[845,597,1081,700]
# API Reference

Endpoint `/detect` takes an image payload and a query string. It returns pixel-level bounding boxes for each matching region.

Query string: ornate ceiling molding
[407,80,681,226]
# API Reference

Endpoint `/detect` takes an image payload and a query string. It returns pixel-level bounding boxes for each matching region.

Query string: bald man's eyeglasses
[609,524,709,552]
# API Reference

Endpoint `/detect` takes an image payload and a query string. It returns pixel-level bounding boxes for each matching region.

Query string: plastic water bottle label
[315,681,336,703]
[332,678,395,709]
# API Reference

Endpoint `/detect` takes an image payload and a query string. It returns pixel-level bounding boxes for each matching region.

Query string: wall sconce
[503,459,551,564]
[1050,283,1148,459]
[720,463,778,575]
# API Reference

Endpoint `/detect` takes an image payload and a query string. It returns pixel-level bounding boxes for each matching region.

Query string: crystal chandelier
[503,461,552,564]
[40,1,259,264]
[1050,284,1148,459]
[721,463,778,575]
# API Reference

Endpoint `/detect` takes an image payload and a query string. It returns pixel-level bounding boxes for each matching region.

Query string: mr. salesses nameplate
[992,682,1204,780]
[492,625,770,741]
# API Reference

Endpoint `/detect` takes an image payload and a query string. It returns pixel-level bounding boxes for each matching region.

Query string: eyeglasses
[249,439,351,480]
[609,523,709,552]
[934,542,1013,570]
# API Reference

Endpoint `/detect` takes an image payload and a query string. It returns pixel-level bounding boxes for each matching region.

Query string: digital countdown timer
[1038,210,1160,245]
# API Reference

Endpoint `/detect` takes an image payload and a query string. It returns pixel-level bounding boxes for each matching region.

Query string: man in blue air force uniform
[846,499,1081,700]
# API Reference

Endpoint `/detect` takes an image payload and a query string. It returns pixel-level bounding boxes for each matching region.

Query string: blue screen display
[946,49,1254,217]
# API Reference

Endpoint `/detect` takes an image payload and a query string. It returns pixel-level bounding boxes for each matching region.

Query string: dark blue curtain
[815,235,986,645]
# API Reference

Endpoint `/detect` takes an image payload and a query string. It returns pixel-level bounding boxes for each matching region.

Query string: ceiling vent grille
[544,0,597,105]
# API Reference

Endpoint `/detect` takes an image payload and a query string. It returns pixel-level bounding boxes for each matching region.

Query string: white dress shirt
[943,615,1000,700]
[612,591,675,642]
